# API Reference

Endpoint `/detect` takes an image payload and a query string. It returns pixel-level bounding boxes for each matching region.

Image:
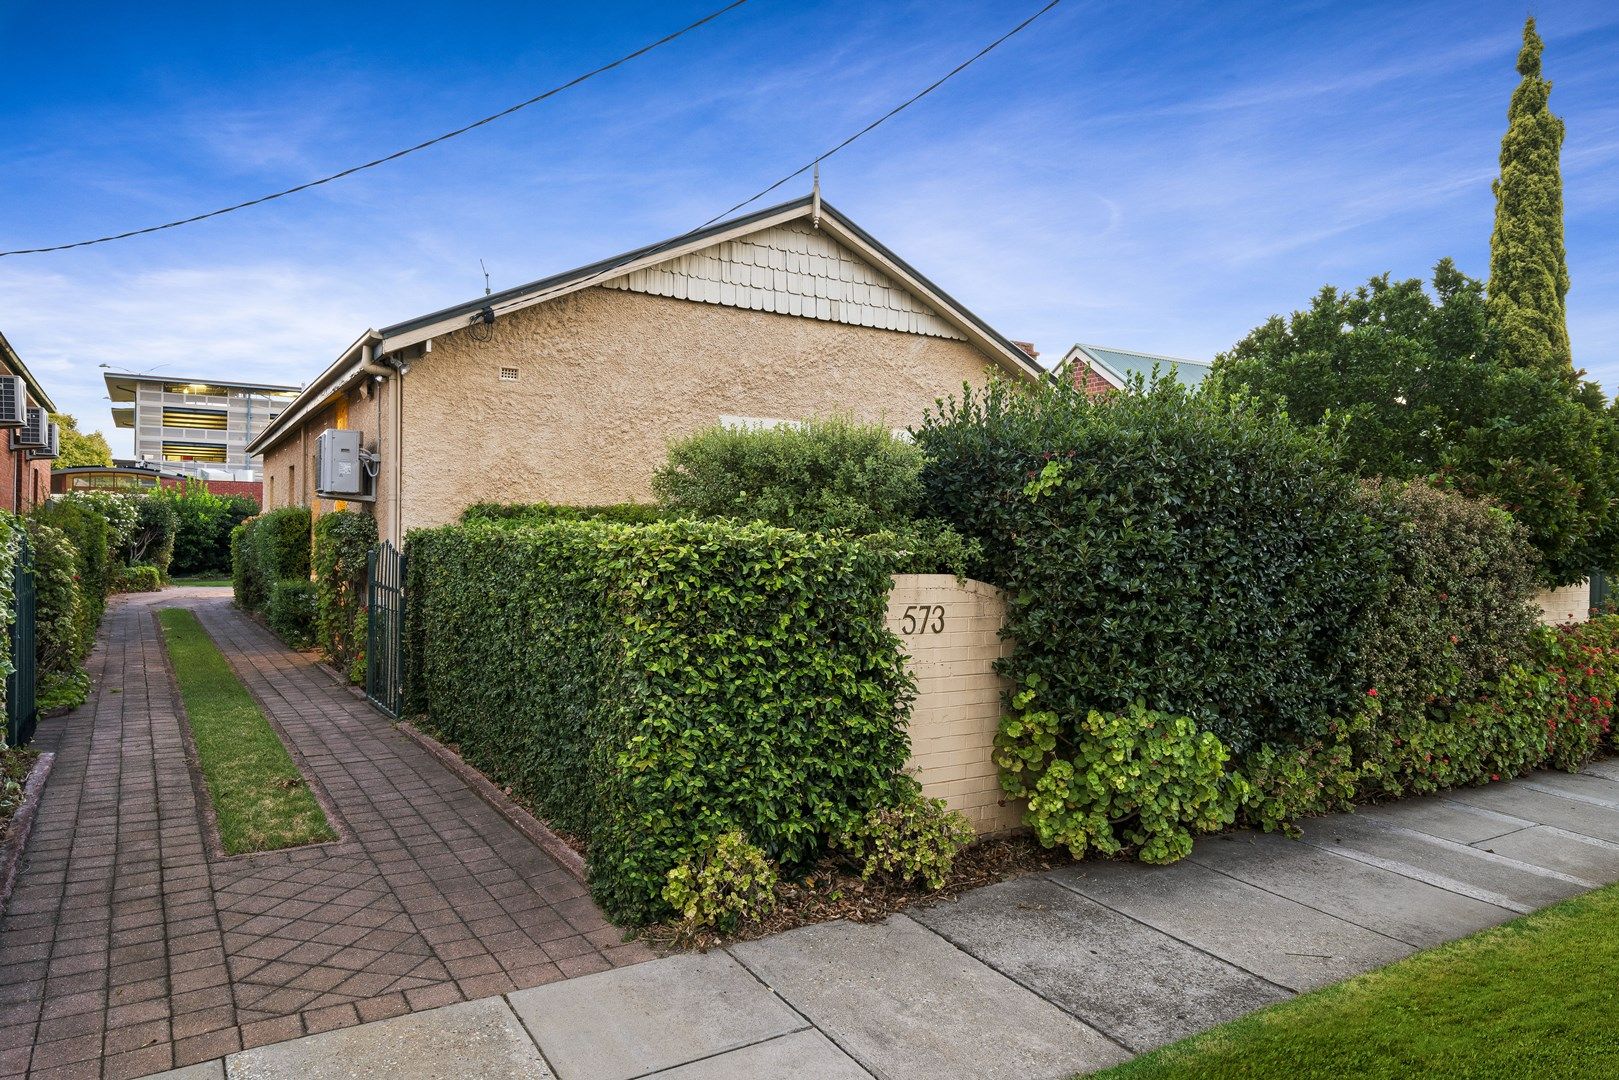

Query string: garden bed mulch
[641,833,1075,952]
[1,747,53,913]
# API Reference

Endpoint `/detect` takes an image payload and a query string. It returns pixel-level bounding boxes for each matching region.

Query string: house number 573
[900,605,945,635]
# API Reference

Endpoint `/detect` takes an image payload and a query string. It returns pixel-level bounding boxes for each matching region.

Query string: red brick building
[1052,343,1212,397]
[0,329,58,514]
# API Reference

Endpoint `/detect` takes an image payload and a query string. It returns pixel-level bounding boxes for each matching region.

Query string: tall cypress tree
[1487,17,1572,374]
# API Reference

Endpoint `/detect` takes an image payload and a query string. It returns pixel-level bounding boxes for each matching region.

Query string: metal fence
[6,531,37,746]
[365,541,406,719]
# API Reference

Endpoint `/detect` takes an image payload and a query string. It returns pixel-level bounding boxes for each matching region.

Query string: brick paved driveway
[0,590,650,1080]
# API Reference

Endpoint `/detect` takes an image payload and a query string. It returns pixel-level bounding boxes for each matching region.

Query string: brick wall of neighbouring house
[158,476,263,503]
[886,573,1024,835]
[1535,580,1590,625]
[1070,362,1115,398]
[0,442,51,513]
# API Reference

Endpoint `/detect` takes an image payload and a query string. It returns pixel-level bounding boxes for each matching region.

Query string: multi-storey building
[104,372,300,480]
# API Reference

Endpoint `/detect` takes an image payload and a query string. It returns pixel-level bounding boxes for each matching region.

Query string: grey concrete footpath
[141,762,1619,1080]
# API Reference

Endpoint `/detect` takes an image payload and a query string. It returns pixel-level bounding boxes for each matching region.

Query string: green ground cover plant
[406,517,916,924]
[157,607,334,853]
[1095,880,1619,1080]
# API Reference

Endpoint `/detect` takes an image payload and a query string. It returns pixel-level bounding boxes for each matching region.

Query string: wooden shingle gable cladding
[601,222,968,341]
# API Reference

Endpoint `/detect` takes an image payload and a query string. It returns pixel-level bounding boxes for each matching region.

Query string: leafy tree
[1488,17,1572,375]
[1212,263,1619,586]
[49,413,112,468]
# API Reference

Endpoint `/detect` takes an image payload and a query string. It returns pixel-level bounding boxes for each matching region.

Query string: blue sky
[2,0,1617,457]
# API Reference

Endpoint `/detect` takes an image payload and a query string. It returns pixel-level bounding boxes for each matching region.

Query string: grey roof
[1069,343,1212,388]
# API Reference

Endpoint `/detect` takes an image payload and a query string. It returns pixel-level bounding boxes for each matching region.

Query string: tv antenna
[480,259,492,296]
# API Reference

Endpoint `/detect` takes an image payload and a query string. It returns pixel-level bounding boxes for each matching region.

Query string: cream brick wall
[1535,580,1591,625]
[887,574,1024,836]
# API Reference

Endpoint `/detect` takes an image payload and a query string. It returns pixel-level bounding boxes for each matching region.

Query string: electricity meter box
[314,428,370,498]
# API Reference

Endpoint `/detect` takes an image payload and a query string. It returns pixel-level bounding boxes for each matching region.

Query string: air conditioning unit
[10,407,48,450]
[0,376,25,427]
[27,422,60,461]
[314,428,373,499]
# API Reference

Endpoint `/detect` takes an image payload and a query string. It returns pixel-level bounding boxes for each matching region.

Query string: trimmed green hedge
[266,579,317,647]
[313,511,375,676]
[230,520,258,609]
[406,519,915,924]
[231,508,318,650]
[31,497,112,657]
[917,378,1387,755]
[460,502,666,526]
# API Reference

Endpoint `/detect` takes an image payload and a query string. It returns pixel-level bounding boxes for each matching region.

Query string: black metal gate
[7,531,37,746]
[365,541,406,719]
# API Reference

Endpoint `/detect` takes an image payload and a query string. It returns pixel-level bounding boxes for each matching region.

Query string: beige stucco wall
[392,286,997,538]
[887,573,1024,836]
[1535,580,1591,625]
[259,376,397,539]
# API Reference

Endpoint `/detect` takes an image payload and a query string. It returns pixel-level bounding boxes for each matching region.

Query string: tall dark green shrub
[231,521,259,609]
[651,419,978,575]
[915,378,1389,753]
[266,579,317,648]
[252,507,311,588]
[160,481,259,575]
[313,511,376,675]
[653,417,926,534]
[128,497,178,578]
[26,521,87,704]
[30,498,111,653]
[406,519,914,923]
[1352,480,1540,794]
[1489,17,1572,375]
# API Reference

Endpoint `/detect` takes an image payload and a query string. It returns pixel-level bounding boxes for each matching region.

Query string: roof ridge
[1077,342,1211,367]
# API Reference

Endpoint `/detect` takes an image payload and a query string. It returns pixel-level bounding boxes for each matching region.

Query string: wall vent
[499,366,520,383]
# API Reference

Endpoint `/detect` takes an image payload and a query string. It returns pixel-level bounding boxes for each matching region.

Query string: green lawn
[1095,881,1619,1080]
[170,574,233,588]
[158,608,335,854]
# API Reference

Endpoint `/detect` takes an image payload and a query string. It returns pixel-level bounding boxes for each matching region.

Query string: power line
[0,1,750,258]
[490,0,1065,317]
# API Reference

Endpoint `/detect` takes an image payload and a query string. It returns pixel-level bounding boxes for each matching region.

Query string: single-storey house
[247,195,1044,543]
[1054,342,1211,396]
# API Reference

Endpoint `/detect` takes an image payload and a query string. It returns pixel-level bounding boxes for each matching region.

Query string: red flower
[1366,688,1378,697]
[1490,773,1500,781]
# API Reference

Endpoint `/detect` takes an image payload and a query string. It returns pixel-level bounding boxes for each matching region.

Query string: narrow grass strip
[158,608,335,854]
[1094,880,1619,1080]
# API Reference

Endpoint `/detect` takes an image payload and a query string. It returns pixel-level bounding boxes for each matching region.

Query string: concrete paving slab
[729,914,1127,1080]
[644,1030,872,1079]
[1297,816,1590,909]
[1581,758,1619,783]
[507,950,804,1080]
[1353,796,1532,844]
[1445,784,1619,839]
[1523,770,1619,809]
[910,875,1289,1052]
[1190,831,1518,946]
[1048,859,1412,992]
[1472,825,1619,881]
[225,998,550,1080]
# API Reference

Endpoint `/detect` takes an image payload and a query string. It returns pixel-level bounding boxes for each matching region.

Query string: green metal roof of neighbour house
[1062,343,1213,390]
